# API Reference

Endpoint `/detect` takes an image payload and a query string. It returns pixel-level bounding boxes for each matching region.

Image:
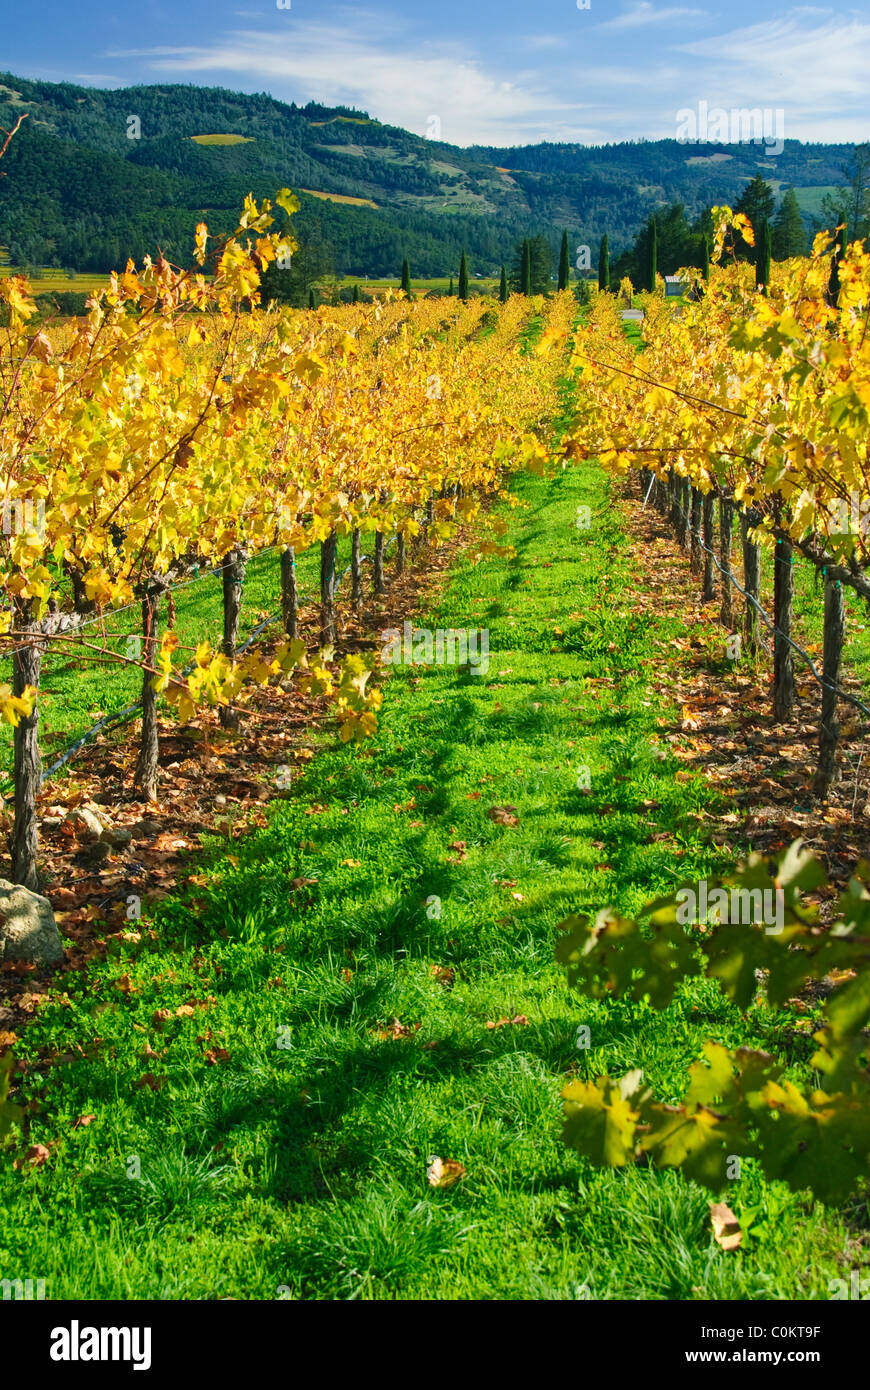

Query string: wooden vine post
[133,577,166,802]
[701,492,715,601]
[814,573,845,797]
[350,529,363,613]
[740,508,762,656]
[280,547,299,639]
[220,547,247,729]
[719,496,734,626]
[320,531,338,646]
[372,531,386,596]
[690,487,702,571]
[773,534,795,722]
[11,598,43,889]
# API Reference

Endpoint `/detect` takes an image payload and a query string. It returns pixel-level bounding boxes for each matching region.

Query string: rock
[0,880,64,968]
[214,795,227,807]
[82,841,112,866]
[101,826,133,848]
[131,820,160,840]
[63,807,104,843]
[41,817,63,829]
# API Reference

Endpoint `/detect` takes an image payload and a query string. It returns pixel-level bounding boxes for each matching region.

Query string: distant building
[664,275,686,297]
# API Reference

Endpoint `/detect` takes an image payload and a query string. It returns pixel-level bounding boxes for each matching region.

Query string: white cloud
[104,7,870,148]
[601,3,705,30]
[107,23,580,146]
[677,15,870,135]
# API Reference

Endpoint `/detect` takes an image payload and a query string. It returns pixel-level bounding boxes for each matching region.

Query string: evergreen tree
[700,233,709,281]
[755,217,772,292]
[558,230,570,290]
[822,143,870,243]
[772,187,806,260]
[530,236,552,294]
[448,277,454,296]
[260,237,332,309]
[458,249,469,300]
[827,224,848,306]
[352,283,360,303]
[598,233,610,291]
[519,239,530,295]
[645,217,657,292]
[309,287,317,309]
[401,257,411,296]
[735,176,775,257]
[499,264,507,302]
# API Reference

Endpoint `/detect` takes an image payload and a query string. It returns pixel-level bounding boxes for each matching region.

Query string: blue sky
[4,1,869,147]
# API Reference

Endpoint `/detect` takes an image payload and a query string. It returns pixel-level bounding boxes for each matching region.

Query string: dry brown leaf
[17,1143,51,1168]
[710,1201,742,1252]
[488,805,519,827]
[134,1073,167,1091]
[427,1156,466,1188]
[376,1018,420,1041]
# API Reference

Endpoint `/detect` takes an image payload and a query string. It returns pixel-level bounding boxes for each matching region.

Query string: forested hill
[0,71,855,278]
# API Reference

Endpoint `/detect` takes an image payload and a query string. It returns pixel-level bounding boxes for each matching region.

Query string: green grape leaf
[562,1072,649,1167]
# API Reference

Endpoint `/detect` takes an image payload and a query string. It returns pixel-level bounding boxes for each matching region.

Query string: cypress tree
[645,218,657,292]
[771,186,806,260]
[401,258,411,296]
[499,264,508,302]
[458,250,469,300]
[448,277,454,296]
[521,239,532,296]
[827,224,848,306]
[352,283,360,303]
[308,287,317,309]
[701,234,710,282]
[756,216,772,293]
[598,233,610,291]
[558,230,570,291]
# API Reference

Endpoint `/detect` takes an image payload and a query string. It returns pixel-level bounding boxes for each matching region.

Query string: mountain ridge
[0,72,854,279]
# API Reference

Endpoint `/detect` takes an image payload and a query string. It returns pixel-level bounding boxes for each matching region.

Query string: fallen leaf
[18,1143,51,1168]
[488,805,519,827]
[376,1018,421,1041]
[73,1113,96,1129]
[427,1156,466,1188]
[134,1073,167,1091]
[710,1201,742,1252]
[486,1014,530,1030]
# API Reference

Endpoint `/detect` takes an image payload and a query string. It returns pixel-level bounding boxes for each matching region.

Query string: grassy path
[0,463,849,1300]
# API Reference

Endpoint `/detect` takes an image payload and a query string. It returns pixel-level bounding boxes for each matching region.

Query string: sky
[2,0,869,148]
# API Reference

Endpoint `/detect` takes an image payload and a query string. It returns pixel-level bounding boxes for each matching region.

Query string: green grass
[0,537,355,782]
[0,267,108,296]
[0,459,852,1300]
[190,135,255,146]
